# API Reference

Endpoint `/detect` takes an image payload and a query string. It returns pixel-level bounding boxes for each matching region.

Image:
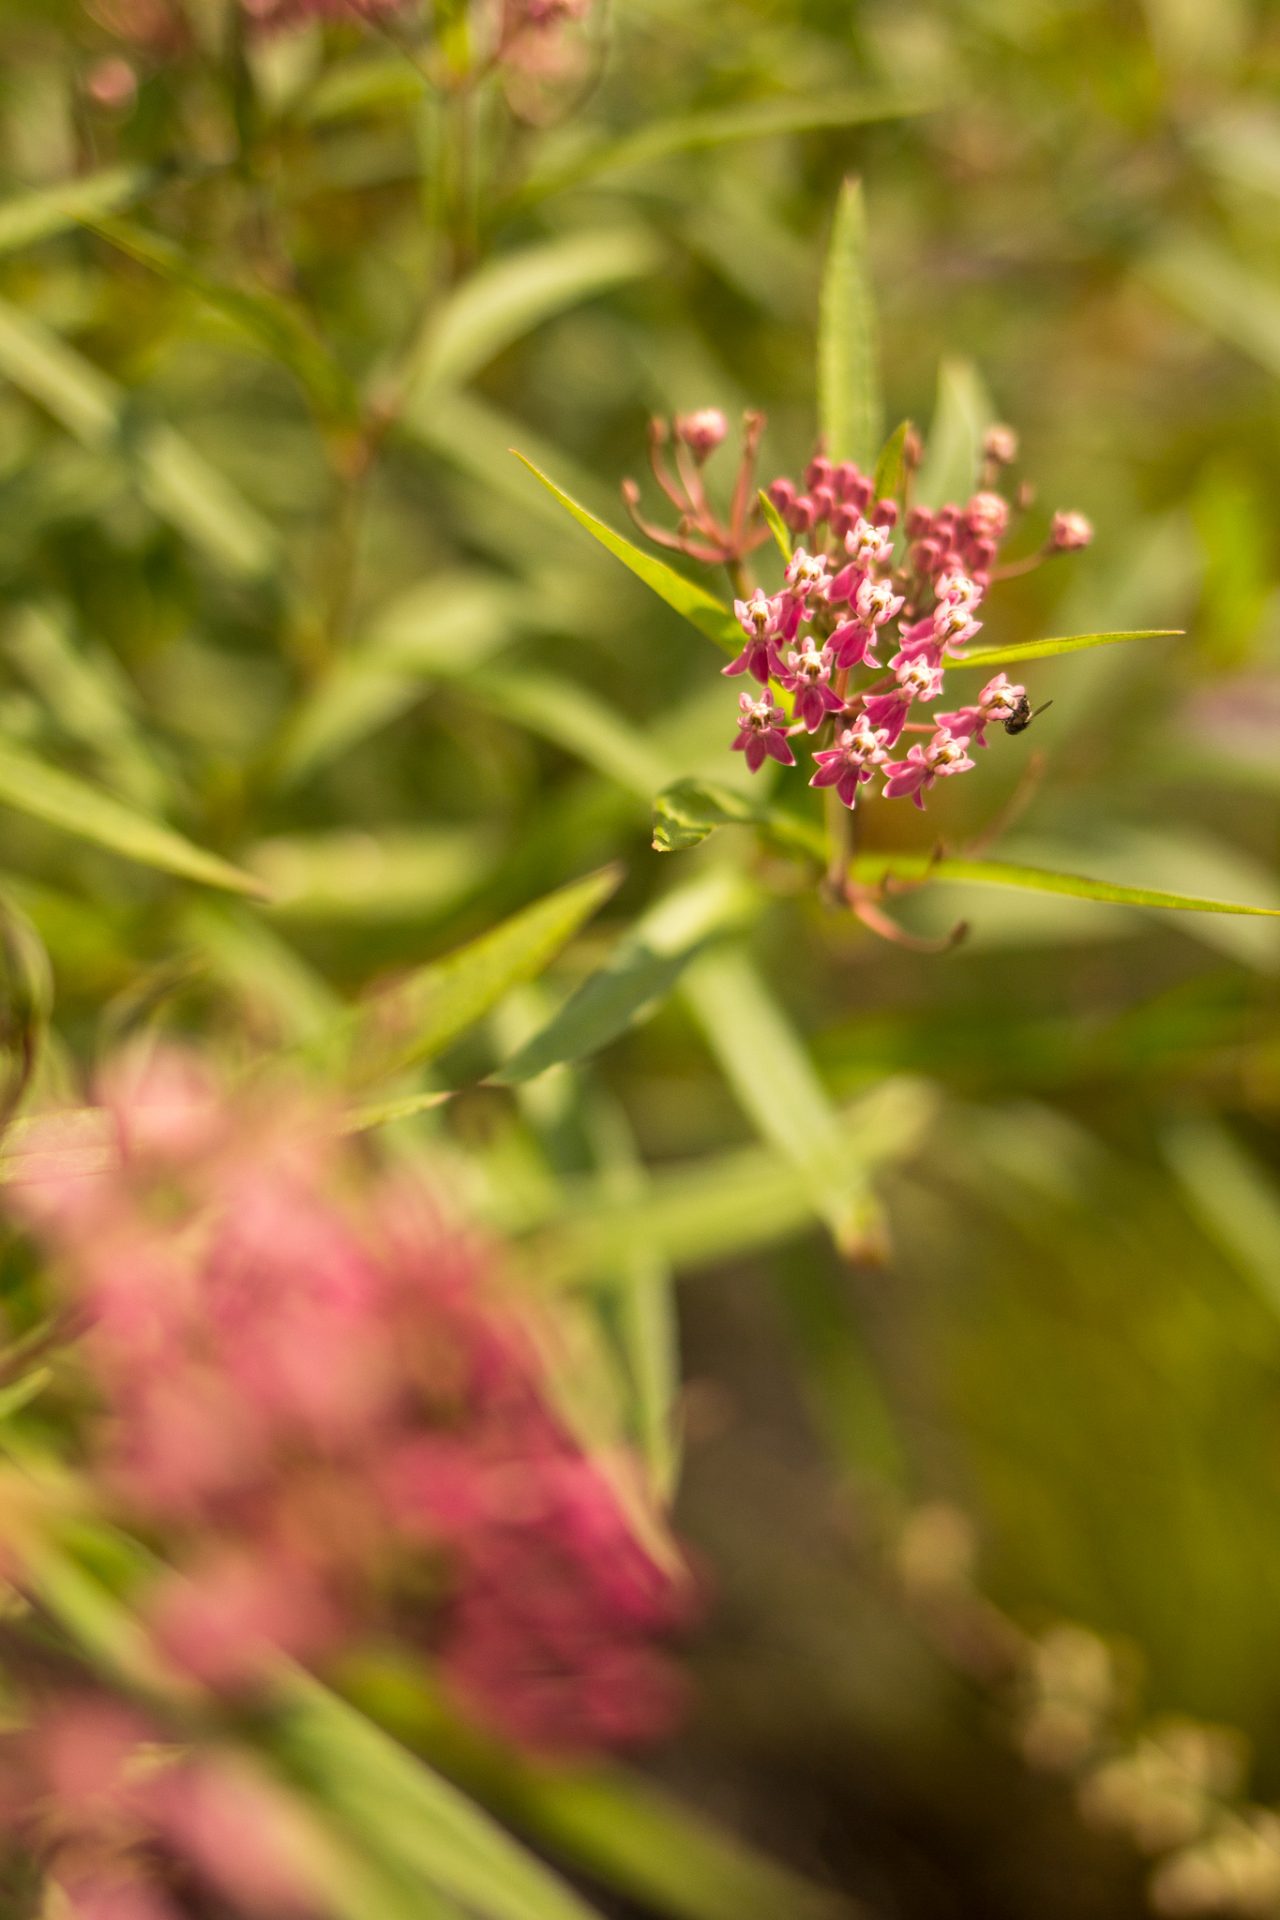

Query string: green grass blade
[346,865,624,1083]
[954,628,1182,668]
[513,456,742,653]
[818,178,881,468]
[0,739,267,896]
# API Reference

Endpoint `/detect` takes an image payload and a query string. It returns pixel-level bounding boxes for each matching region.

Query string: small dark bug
[1004,696,1053,737]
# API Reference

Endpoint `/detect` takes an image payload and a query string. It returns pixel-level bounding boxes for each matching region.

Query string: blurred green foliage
[2,0,1280,1915]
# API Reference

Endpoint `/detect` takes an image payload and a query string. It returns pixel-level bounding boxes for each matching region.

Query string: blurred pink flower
[7,1049,691,1759]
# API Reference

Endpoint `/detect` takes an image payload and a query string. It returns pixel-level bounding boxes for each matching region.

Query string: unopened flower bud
[983,425,1019,466]
[674,409,728,464]
[1050,509,1093,552]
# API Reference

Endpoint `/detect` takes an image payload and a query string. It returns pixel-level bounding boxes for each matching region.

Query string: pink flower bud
[674,408,728,463]
[1050,509,1093,551]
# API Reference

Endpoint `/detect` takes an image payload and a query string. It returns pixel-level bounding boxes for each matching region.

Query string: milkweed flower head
[4,1049,692,1761]
[626,411,1093,817]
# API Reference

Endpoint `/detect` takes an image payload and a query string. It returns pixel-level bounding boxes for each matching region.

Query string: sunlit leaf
[818,177,881,468]
[1141,236,1280,381]
[523,89,936,204]
[955,629,1182,669]
[345,865,624,1084]
[652,778,823,858]
[682,943,887,1260]
[914,357,993,508]
[406,229,659,400]
[513,456,741,653]
[872,419,912,501]
[0,739,267,896]
[856,851,1280,918]
[494,868,753,1084]
[757,487,792,561]
[1163,1117,1280,1319]
[277,1674,606,1920]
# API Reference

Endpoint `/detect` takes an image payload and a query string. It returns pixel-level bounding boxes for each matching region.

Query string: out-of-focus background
[2,2,1280,1916]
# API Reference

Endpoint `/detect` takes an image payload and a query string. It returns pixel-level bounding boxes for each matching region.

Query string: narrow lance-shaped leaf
[757,488,793,561]
[520,88,937,206]
[513,455,742,653]
[0,739,267,896]
[681,943,887,1261]
[954,629,1182,669]
[405,229,659,401]
[872,419,912,502]
[344,865,624,1085]
[0,165,151,258]
[818,178,882,468]
[652,778,823,859]
[914,357,993,508]
[494,868,755,1085]
[0,297,278,579]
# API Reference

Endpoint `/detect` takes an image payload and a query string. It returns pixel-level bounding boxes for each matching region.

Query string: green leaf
[495,1765,854,1920]
[522,88,936,204]
[405,229,659,400]
[478,669,674,799]
[1163,1118,1280,1320]
[251,827,495,923]
[0,165,150,257]
[494,868,753,1085]
[276,1673,605,1920]
[757,487,793,561]
[513,455,742,653]
[0,739,267,896]
[652,778,824,860]
[817,178,881,468]
[872,419,912,501]
[855,851,1280,918]
[522,1079,936,1280]
[347,865,624,1084]
[0,297,279,579]
[955,629,1182,669]
[681,943,887,1260]
[915,357,993,508]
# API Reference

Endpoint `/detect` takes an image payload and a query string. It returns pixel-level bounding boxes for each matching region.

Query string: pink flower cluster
[6,1052,690,1761]
[630,414,1093,814]
[0,1694,321,1920]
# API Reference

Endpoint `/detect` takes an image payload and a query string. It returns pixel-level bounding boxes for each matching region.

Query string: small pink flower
[784,547,830,598]
[809,722,889,809]
[939,673,1029,746]
[855,575,904,628]
[780,642,844,733]
[935,570,983,610]
[674,409,728,463]
[893,654,946,702]
[724,588,784,683]
[845,517,894,570]
[931,597,981,654]
[883,727,976,809]
[984,425,1019,465]
[731,691,796,773]
[1050,509,1093,551]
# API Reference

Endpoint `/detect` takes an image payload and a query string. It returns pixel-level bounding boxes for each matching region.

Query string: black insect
[1004,696,1053,737]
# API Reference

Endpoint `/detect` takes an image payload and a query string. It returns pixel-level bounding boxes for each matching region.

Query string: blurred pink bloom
[675,408,728,462]
[7,1049,691,1759]
[1050,509,1094,551]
